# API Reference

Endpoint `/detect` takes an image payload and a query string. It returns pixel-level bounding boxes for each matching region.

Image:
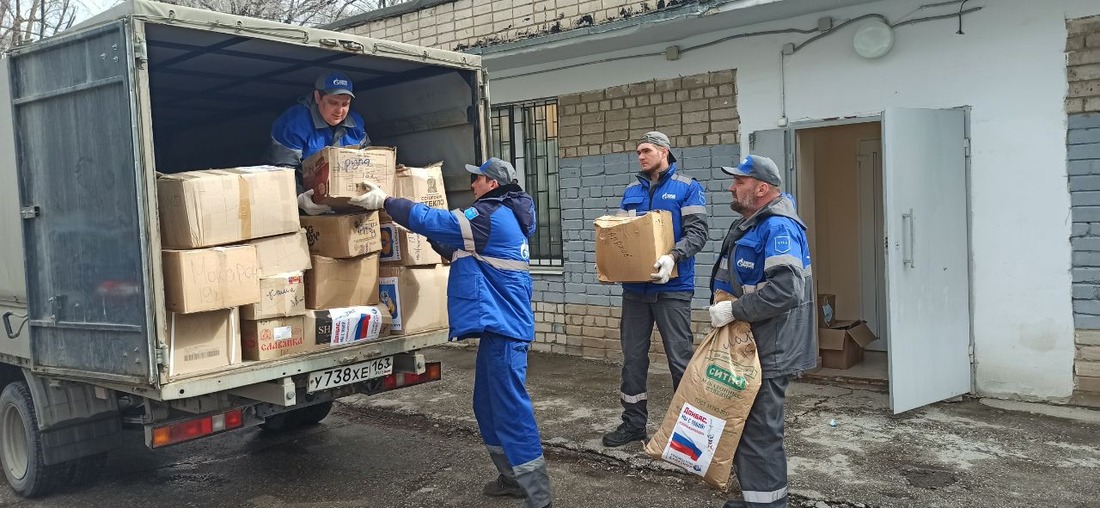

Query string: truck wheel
[297,401,333,426]
[64,452,107,490]
[0,382,66,497]
[259,412,297,432]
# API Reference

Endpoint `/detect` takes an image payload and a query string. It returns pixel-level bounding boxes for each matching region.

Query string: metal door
[7,21,154,384]
[881,108,971,413]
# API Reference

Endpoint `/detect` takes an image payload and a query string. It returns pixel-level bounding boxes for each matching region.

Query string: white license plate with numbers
[307,357,393,393]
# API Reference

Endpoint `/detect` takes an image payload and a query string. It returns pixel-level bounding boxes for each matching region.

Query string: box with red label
[241,316,310,361]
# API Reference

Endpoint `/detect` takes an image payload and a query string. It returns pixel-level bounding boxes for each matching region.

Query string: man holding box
[602,131,709,448]
[350,158,553,508]
[708,155,815,508]
[266,71,370,216]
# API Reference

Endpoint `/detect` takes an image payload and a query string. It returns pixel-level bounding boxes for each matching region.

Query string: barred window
[490,100,562,266]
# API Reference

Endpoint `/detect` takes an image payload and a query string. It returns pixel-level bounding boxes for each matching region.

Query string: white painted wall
[488,0,1100,400]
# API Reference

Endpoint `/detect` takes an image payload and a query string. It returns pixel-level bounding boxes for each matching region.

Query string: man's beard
[730,197,749,214]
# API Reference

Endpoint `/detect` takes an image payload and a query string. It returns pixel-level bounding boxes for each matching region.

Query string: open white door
[882,108,971,414]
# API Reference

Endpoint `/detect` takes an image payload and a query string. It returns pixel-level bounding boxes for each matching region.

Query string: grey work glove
[650,254,676,284]
[297,189,332,216]
[709,301,735,328]
[348,181,388,210]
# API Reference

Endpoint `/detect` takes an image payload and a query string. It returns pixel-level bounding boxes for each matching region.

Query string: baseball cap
[638,131,677,163]
[466,157,518,186]
[722,154,782,186]
[315,71,355,97]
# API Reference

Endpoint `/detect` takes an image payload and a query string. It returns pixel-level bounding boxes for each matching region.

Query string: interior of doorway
[795,121,888,384]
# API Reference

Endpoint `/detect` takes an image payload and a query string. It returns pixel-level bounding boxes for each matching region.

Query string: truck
[0,0,488,496]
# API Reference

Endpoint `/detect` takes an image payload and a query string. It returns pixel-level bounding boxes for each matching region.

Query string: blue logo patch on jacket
[463,207,479,220]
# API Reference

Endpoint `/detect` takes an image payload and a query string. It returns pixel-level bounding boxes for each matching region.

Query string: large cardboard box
[305,254,380,309]
[301,146,396,210]
[248,229,312,277]
[817,293,837,328]
[162,246,261,314]
[240,272,305,320]
[241,316,311,361]
[594,210,677,283]
[300,212,382,258]
[379,163,449,222]
[305,306,392,346]
[167,307,241,378]
[158,167,299,249]
[379,222,443,266]
[818,320,877,370]
[378,265,449,335]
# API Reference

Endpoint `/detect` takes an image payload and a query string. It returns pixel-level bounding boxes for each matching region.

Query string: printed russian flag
[669,432,702,461]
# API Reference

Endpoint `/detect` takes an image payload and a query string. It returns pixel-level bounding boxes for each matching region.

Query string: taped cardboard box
[305,306,391,346]
[379,162,449,222]
[300,212,382,258]
[817,293,836,328]
[247,229,312,277]
[158,166,299,249]
[378,265,449,335]
[305,254,380,309]
[594,210,677,283]
[379,222,443,266]
[240,272,305,320]
[241,315,310,361]
[818,320,877,370]
[162,246,260,314]
[167,307,241,378]
[301,146,396,210]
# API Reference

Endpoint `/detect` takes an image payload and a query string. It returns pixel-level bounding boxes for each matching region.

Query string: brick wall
[1068,16,1100,407]
[342,0,691,52]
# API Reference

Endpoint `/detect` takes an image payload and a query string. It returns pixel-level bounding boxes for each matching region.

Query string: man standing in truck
[349,158,553,508]
[266,70,369,216]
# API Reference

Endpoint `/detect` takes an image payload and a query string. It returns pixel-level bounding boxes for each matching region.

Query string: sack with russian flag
[643,291,762,491]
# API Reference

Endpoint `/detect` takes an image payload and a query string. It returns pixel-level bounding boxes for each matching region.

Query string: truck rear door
[7,21,156,384]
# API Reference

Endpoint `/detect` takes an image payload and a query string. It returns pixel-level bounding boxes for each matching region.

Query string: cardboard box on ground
[816,293,878,369]
[594,210,677,283]
[378,265,449,335]
[302,147,396,211]
[300,212,382,258]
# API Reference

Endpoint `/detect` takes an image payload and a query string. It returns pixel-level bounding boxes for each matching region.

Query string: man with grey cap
[708,154,815,508]
[602,131,709,448]
[267,70,369,216]
[350,158,553,508]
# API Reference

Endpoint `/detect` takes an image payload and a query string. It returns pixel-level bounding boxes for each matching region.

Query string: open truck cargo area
[0,0,486,496]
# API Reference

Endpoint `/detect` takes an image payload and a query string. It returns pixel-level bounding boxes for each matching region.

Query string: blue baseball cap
[315,71,355,97]
[722,155,782,186]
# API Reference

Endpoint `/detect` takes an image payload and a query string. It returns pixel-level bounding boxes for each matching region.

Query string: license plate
[307,357,393,393]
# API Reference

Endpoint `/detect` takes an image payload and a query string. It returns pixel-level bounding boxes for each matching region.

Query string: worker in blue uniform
[349,158,552,508]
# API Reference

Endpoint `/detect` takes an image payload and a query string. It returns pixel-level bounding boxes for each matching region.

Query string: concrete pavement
[342,344,1100,508]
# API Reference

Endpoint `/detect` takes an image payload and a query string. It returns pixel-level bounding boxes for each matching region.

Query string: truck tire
[0,382,67,497]
[260,401,333,432]
[64,452,107,490]
[297,401,333,426]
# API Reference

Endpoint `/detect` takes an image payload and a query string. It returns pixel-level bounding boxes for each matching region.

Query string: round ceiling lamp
[853,19,895,59]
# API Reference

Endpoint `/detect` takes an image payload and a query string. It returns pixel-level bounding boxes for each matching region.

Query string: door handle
[3,311,28,339]
[902,210,915,269]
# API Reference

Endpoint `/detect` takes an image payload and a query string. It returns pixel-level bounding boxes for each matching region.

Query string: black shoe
[602,423,647,447]
[482,475,526,498]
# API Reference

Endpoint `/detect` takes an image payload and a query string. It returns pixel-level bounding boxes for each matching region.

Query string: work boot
[483,474,526,498]
[601,423,647,447]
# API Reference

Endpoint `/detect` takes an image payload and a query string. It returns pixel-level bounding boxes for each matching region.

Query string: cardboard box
[594,210,677,283]
[162,246,261,314]
[379,163,449,222]
[158,167,300,249]
[818,320,877,370]
[248,229,312,277]
[379,222,443,266]
[167,307,241,378]
[241,316,311,361]
[301,146,396,210]
[378,265,449,335]
[305,254,380,309]
[305,306,392,346]
[240,272,306,320]
[817,293,837,328]
[300,212,382,258]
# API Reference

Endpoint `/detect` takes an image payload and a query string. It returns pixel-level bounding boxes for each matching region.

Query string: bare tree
[159,0,412,26]
[1,0,79,50]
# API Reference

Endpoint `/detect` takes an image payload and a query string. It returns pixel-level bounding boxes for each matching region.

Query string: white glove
[650,254,676,284]
[297,189,331,216]
[348,181,388,210]
[709,301,735,329]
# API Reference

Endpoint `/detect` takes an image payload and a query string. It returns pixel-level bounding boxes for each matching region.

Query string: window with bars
[490,100,562,266]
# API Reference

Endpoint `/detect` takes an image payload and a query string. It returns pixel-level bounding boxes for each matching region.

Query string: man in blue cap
[708,154,815,508]
[350,158,553,508]
[266,70,369,216]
